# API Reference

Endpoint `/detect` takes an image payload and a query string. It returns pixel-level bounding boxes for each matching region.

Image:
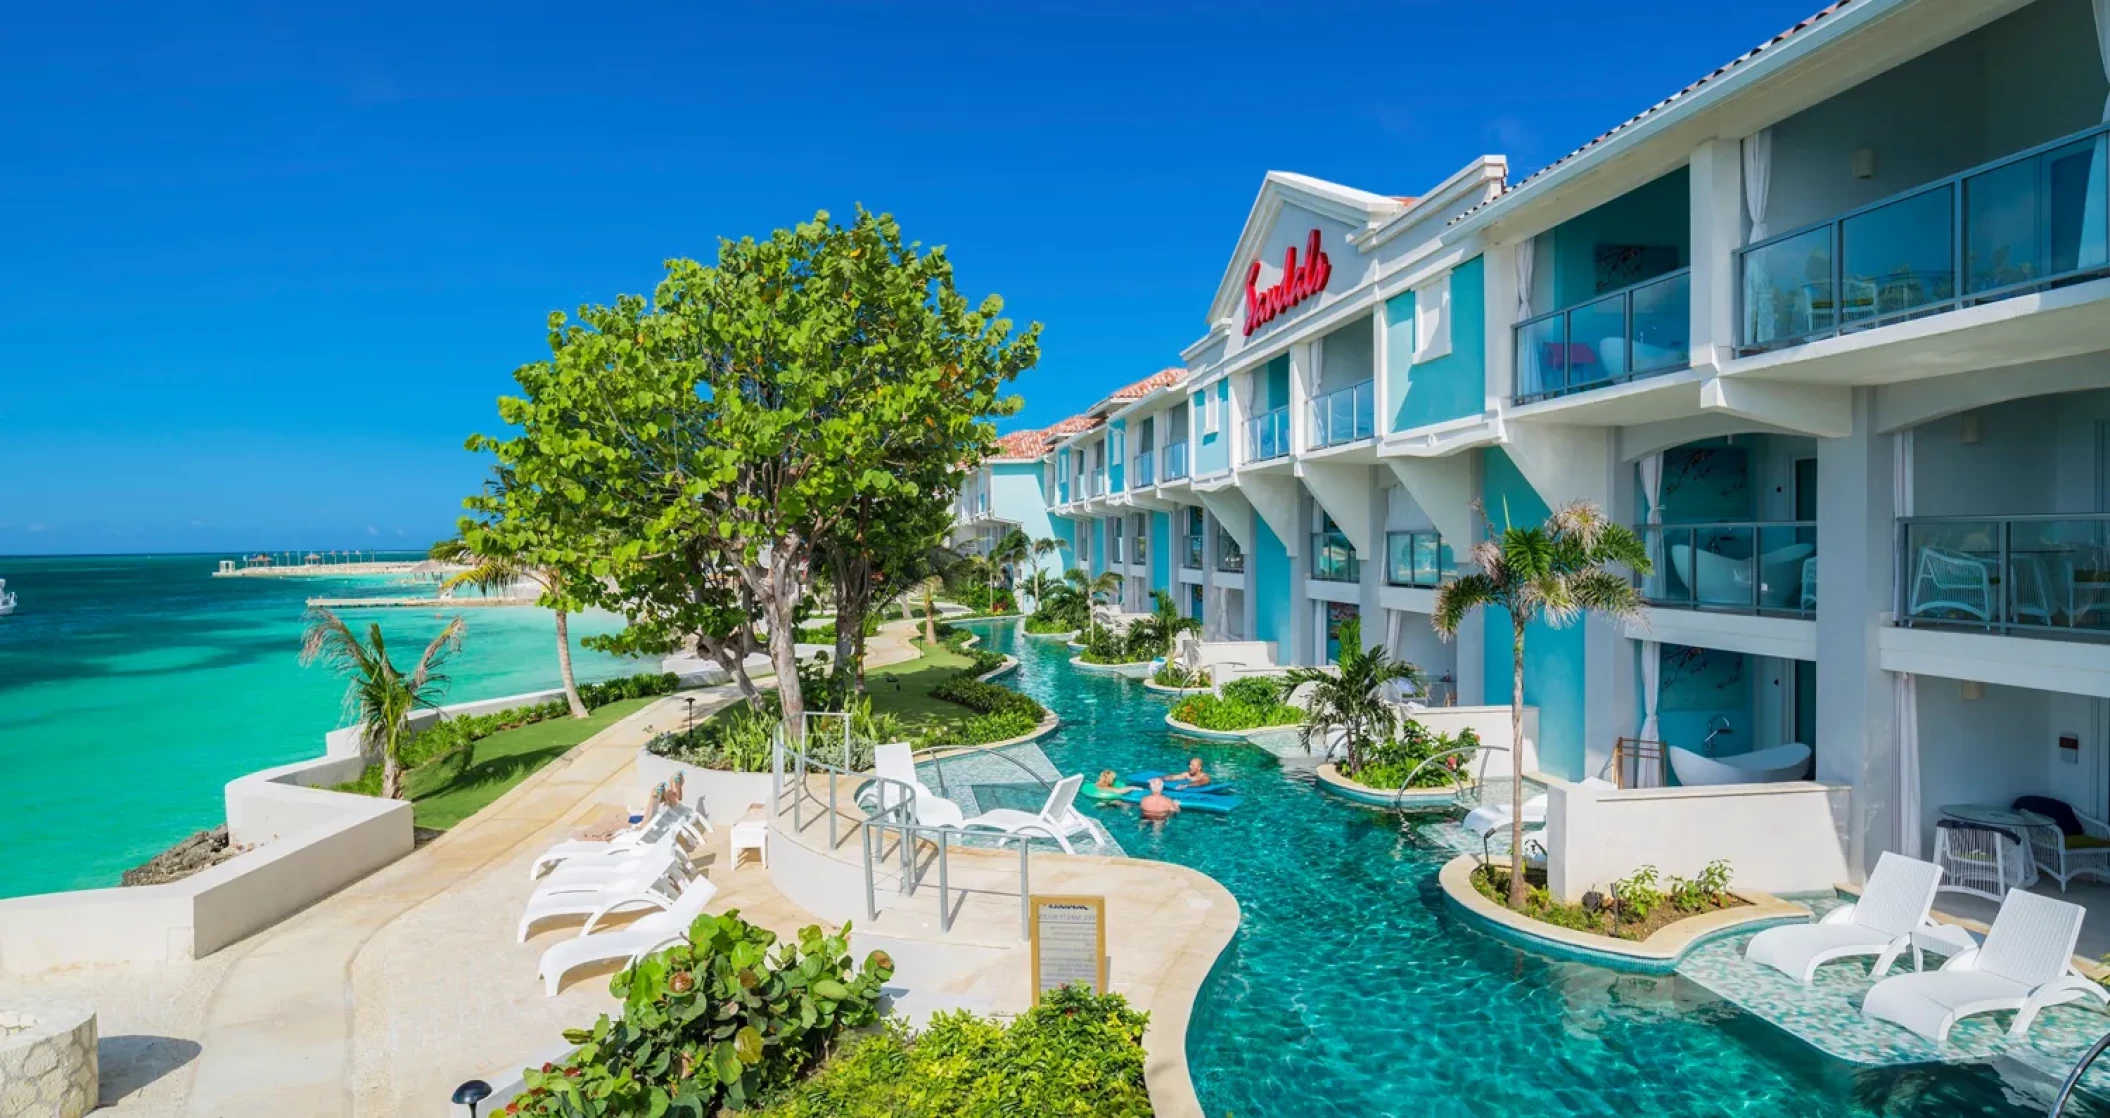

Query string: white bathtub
[1668,742,1812,786]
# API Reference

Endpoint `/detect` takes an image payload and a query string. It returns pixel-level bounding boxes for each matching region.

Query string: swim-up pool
[962,619,2107,1118]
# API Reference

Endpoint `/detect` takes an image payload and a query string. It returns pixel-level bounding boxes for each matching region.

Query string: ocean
[0,553,650,899]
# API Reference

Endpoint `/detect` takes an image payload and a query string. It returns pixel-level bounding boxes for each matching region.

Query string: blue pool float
[1123,770,1237,796]
[1115,787,1242,814]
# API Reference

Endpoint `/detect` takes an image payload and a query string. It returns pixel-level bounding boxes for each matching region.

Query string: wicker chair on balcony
[1908,547,1992,623]
[1933,819,2026,903]
[2012,795,2110,893]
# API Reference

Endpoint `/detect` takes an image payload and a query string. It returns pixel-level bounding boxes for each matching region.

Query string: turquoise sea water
[965,620,2100,1118]
[0,553,650,899]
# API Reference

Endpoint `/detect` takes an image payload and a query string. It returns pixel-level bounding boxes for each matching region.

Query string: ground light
[452,1079,492,1115]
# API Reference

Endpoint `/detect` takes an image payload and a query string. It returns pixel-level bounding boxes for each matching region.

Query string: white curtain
[2097,0,2110,119]
[1742,128,1774,242]
[1515,237,1539,396]
[1638,452,1665,596]
[1896,672,1923,859]
[1638,640,1663,788]
[1384,607,1404,661]
[1893,429,1915,520]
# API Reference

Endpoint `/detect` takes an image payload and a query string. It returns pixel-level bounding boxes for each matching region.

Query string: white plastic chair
[1910,548,1992,623]
[536,876,720,996]
[864,743,965,828]
[1862,888,2106,1043]
[530,803,709,880]
[1934,820,2025,902]
[1745,852,1946,986]
[517,860,691,941]
[959,774,1092,854]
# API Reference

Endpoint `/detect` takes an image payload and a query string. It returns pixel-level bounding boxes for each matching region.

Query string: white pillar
[1483,240,1521,408]
[1815,388,1895,882]
[1688,138,1743,373]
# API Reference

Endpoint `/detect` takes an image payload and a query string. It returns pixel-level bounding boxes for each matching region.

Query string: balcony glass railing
[1898,514,2110,639]
[1133,450,1155,488]
[1246,406,1291,462]
[1515,269,1691,403]
[1132,532,1147,565]
[1385,530,1445,588]
[1311,531,1361,583]
[1740,122,2110,352]
[1163,440,1190,480]
[1638,521,1816,616]
[1183,535,1203,569]
[1217,535,1245,573]
[1308,380,1376,448]
[1090,468,1106,497]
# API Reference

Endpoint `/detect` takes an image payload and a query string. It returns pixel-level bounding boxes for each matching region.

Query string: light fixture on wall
[1959,680,1985,701]
[1853,147,1878,180]
[1959,413,1983,445]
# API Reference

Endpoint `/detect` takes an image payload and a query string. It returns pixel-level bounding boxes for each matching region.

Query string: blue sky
[0,0,1819,556]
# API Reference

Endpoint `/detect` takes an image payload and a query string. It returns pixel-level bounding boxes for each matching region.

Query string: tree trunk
[923,600,937,645]
[382,751,404,800]
[1509,619,1528,908]
[761,549,805,743]
[832,575,864,701]
[554,609,589,719]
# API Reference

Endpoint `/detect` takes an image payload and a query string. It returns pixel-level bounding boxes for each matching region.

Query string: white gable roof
[1205,172,1411,327]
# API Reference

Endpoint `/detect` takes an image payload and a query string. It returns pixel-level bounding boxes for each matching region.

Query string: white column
[1815,388,1897,882]
[1688,138,1743,373]
[1483,240,1521,408]
[1289,341,1316,456]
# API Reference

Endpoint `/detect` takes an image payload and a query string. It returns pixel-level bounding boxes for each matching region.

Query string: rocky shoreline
[122,826,251,886]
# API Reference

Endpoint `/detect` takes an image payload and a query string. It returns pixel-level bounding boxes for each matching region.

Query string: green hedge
[757,986,1152,1118]
[1169,677,1302,733]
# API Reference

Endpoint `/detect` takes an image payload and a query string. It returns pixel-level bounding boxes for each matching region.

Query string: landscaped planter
[1314,763,1470,807]
[1163,713,1273,742]
[1069,655,1154,679]
[1436,854,1808,974]
[1141,677,1213,696]
[1021,628,1078,641]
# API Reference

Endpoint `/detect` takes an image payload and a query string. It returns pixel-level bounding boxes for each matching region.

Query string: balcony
[1514,269,1691,404]
[1090,468,1106,498]
[1898,514,2110,639]
[1308,380,1375,449]
[1132,533,1148,565]
[1638,521,1816,617]
[1133,450,1155,488]
[1385,530,1444,588]
[1183,534,1203,570]
[1740,123,2110,354]
[1163,440,1190,481]
[1246,406,1290,463]
[1109,538,1124,565]
[1311,531,1361,583]
[1218,535,1245,573]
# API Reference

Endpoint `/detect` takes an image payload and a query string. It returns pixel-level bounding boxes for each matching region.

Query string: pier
[303,595,538,609]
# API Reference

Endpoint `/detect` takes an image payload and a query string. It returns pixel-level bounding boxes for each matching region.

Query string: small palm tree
[1273,619,1423,775]
[1433,500,1649,907]
[989,528,1032,607]
[431,537,588,719]
[912,575,945,644]
[1080,569,1123,644]
[1127,589,1201,661]
[301,608,466,799]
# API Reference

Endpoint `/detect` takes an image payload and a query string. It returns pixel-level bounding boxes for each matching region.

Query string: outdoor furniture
[2012,795,2110,892]
[1745,852,1945,986]
[1910,547,1992,622]
[529,802,708,880]
[1799,557,1818,612]
[730,803,769,869]
[527,831,690,892]
[866,743,965,828]
[957,774,1093,854]
[516,860,691,942]
[1932,819,2027,901]
[536,877,720,996]
[1862,888,2106,1043]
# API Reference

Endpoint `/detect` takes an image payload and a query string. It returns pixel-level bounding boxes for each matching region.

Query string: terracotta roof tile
[991,428,1053,459]
[1107,367,1187,401]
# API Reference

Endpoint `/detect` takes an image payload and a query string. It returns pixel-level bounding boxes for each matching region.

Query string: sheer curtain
[1638,452,1666,598]
[1638,640,1664,788]
[1515,237,1539,397]
[1897,672,1922,858]
[1742,128,1774,242]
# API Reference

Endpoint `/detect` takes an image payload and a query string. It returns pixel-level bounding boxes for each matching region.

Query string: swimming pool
[966,619,2104,1118]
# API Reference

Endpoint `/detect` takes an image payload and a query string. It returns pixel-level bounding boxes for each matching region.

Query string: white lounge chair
[958,774,1092,854]
[865,743,966,828]
[518,860,691,941]
[528,832,689,894]
[1862,888,2108,1043]
[1463,780,1614,840]
[1744,852,1947,986]
[536,877,720,996]
[529,804,709,880]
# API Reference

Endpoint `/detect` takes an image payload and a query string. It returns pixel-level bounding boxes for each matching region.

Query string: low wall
[1544,777,1853,903]
[635,751,776,823]
[1407,706,1538,785]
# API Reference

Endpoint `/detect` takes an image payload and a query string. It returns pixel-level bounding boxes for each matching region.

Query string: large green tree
[1432,500,1649,906]
[469,209,1036,738]
[436,478,592,719]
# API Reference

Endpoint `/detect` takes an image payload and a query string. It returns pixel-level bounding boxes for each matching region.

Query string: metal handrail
[1737,119,2110,352]
[1638,519,1817,617]
[910,741,1056,801]
[1307,379,1376,449]
[1395,745,1480,807]
[1513,267,1692,403]
[2050,1028,2110,1115]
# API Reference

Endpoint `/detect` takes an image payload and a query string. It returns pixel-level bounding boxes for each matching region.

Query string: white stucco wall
[1545,777,1852,902]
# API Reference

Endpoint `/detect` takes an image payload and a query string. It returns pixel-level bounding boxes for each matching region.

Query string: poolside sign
[1029,894,1107,1003]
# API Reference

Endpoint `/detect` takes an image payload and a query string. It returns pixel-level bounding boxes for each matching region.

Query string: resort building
[987,0,2110,895]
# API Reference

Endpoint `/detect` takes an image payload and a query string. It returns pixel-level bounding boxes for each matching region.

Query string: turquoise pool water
[968,619,2102,1117]
[0,554,651,898]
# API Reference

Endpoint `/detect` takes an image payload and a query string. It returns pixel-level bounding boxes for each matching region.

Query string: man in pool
[1164,757,1212,790]
[1138,777,1180,821]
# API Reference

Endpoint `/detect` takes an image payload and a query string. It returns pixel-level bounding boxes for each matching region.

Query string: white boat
[0,578,14,616]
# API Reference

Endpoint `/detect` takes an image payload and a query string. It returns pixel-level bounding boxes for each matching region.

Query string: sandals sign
[1242,228,1332,337]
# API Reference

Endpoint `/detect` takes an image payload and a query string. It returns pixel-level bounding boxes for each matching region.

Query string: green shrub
[1022,614,1076,635]
[1218,677,1281,707]
[1150,662,1202,689]
[1610,865,1663,924]
[1169,681,1302,733]
[509,912,892,1116]
[928,672,1048,745]
[399,672,683,769]
[652,701,781,774]
[756,985,1152,1118]
[1349,724,1481,790]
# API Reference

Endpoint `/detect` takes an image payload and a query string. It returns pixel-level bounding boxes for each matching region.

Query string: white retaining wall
[1544,777,1853,903]
[1408,706,1540,785]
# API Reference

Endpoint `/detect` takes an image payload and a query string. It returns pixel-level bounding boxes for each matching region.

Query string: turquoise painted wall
[1150,511,1172,595]
[1647,644,1754,765]
[1388,255,1487,433]
[1091,518,1106,573]
[1192,382,1230,475]
[1263,355,1290,412]
[1252,516,1294,648]
[1108,419,1127,493]
[1549,168,1690,309]
[990,462,1062,576]
[1479,447,1588,781]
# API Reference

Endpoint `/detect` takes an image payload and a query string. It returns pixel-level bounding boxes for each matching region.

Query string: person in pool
[1138,778,1181,821]
[1164,757,1212,790]
[1093,770,1136,797]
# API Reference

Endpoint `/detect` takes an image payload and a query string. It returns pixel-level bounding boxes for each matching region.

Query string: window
[1413,271,1452,362]
[1202,386,1221,435]
[1110,429,1125,463]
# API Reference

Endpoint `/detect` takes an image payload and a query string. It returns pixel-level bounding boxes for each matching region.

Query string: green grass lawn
[862,639,979,739]
[402,695,661,830]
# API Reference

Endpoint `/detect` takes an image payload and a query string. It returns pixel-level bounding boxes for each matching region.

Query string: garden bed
[1313,763,1470,806]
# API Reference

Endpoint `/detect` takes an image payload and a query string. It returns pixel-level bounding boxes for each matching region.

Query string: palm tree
[988,528,1032,610]
[301,608,466,799]
[1127,589,1202,661]
[1025,536,1065,608]
[431,537,590,719]
[911,575,946,645]
[1079,569,1123,644]
[1272,618,1423,775]
[1433,500,1650,907]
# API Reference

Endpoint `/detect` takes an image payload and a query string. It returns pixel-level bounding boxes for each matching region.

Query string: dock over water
[303,596,538,609]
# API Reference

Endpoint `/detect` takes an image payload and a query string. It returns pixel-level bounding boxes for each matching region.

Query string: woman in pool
[1082,769,1136,801]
